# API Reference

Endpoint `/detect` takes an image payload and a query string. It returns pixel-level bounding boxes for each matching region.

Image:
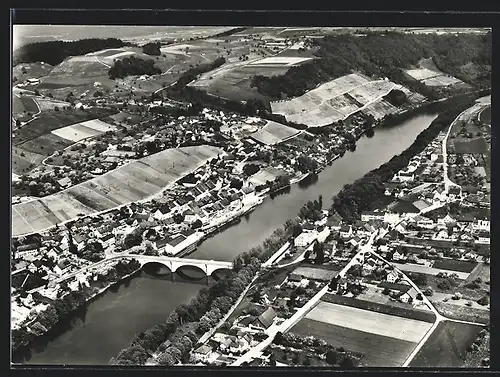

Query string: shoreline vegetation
[106,89,489,366]
[12,87,489,364]
[11,259,141,357]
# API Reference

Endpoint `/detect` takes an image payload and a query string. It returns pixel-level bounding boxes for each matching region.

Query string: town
[11,24,490,369]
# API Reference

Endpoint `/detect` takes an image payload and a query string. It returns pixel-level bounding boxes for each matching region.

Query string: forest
[330,91,483,223]
[251,31,491,100]
[108,56,162,79]
[13,38,133,66]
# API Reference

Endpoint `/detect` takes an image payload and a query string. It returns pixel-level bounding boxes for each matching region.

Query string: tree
[411,273,428,287]
[292,353,300,364]
[314,242,325,264]
[340,356,355,369]
[157,352,176,366]
[423,287,434,297]
[416,293,423,300]
[326,350,339,365]
[230,178,243,190]
[477,295,489,306]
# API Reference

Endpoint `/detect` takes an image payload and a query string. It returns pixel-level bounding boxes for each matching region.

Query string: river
[14,113,438,365]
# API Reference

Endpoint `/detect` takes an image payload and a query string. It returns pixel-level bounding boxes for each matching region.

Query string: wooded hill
[251,31,491,101]
[13,38,134,66]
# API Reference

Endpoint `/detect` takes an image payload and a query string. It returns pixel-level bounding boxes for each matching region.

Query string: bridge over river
[118,254,233,276]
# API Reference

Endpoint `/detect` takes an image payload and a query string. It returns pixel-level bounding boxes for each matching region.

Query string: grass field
[362,99,400,120]
[291,266,339,281]
[35,97,70,111]
[479,106,491,124]
[409,320,484,367]
[249,121,301,146]
[248,167,288,186]
[321,293,436,323]
[405,66,464,87]
[19,133,74,156]
[392,262,471,280]
[306,301,432,343]
[432,259,477,273]
[12,145,221,236]
[453,138,488,154]
[291,318,417,367]
[432,302,489,325]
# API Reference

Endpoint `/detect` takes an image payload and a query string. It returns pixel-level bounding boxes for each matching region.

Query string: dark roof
[256,307,277,329]
[168,234,186,247]
[157,204,170,214]
[340,225,351,232]
[239,315,256,327]
[377,282,411,293]
[101,233,115,242]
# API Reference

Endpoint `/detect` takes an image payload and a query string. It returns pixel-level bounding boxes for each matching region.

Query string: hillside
[251,31,491,101]
[13,38,134,66]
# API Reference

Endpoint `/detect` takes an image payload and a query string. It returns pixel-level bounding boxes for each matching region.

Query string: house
[476,231,490,245]
[448,186,462,198]
[362,260,377,275]
[56,177,72,189]
[384,212,401,225]
[193,344,215,363]
[154,204,171,220]
[361,211,384,222]
[399,291,412,303]
[438,214,456,226]
[398,171,415,182]
[287,273,303,286]
[417,216,435,229]
[386,270,399,283]
[340,225,352,239]
[252,307,278,330]
[101,233,115,248]
[349,236,362,247]
[474,219,490,231]
[72,233,86,251]
[392,250,403,261]
[294,232,315,248]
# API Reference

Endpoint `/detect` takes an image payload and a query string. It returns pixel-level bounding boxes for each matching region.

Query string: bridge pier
[171,269,175,282]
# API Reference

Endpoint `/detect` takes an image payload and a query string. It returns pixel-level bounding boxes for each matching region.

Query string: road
[231,232,376,366]
[442,101,490,192]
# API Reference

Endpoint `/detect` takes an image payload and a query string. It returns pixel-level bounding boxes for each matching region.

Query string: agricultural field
[11,146,45,175]
[249,121,301,146]
[13,107,117,146]
[409,321,484,367]
[405,59,465,88]
[392,262,471,280]
[453,138,488,154]
[291,266,339,281]
[361,99,400,120]
[12,145,221,236]
[291,319,418,367]
[305,301,433,343]
[51,119,117,143]
[246,56,313,67]
[432,259,477,273]
[19,133,74,156]
[270,74,400,127]
[35,97,71,111]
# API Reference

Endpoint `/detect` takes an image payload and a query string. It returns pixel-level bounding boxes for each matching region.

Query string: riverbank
[12,259,141,359]
[15,105,451,364]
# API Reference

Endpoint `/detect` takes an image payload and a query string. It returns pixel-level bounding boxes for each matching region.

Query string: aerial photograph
[11,24,491,368]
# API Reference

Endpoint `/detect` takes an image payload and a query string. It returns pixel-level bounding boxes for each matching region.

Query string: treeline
[251,31,491,100]
[12,259,140,353]
[142,42,161,56]
[212,27,247,37]
[108,56,162,79]
[330,92,482,223]
[111,219,303,365]
[109,258,261,365]
[13,38,133,66]
[170,57,226,91]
